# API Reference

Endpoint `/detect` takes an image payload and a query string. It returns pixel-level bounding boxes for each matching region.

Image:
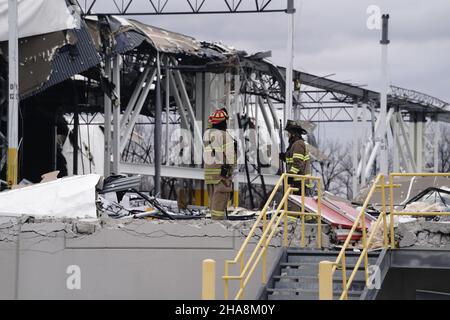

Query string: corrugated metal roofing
[129,19,201,55]
[114,31,147,55]
[22,23,101,99]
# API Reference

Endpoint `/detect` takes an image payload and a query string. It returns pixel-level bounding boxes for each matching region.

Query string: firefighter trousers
[207,179,232,220]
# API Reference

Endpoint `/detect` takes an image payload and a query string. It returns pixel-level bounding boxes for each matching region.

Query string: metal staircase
[216,172,450,300]
[259,249,382,300]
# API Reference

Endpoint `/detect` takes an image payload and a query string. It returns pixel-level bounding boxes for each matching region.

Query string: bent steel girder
[76,0,287,16]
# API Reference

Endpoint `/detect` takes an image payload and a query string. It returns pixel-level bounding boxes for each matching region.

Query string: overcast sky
[109,0,450,142]
[123,0,450,103]
[124,0,448,142]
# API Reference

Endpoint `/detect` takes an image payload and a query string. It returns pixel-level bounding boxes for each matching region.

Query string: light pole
[284,0,296,127]
[379,14,390,175]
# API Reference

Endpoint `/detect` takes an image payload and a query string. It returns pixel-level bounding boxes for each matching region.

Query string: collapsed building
[1,1,450,300]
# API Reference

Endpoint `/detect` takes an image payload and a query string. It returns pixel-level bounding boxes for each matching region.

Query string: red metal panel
[291,196,354,228]
[323,198,373,229]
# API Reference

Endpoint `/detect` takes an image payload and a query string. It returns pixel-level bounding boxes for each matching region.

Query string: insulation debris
[0,174,101,219]
[0,0,79,41]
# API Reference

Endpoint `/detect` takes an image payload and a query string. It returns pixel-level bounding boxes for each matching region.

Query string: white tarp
[0,0,78,42]
[0,174,101,219]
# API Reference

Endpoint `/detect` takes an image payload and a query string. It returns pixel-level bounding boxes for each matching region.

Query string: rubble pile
[397,218,450,248]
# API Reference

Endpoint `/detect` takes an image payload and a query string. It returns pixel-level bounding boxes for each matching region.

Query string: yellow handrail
[223,173,323,300]
[388,172,450,248]
[321,172,450,300]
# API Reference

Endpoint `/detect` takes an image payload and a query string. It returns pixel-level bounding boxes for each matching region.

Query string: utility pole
[284,0,296,127]
[379,14,390,175]
[7,0,19,186]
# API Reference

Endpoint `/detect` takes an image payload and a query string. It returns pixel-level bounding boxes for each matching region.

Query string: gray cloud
[121,0,449,103]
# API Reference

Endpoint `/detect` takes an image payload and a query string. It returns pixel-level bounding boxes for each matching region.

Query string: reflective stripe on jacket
[204,129,236,184]
[285,138,311,183]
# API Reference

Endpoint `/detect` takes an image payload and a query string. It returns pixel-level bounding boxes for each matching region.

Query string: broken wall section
[0,215,284,299]
[397,218,450,248]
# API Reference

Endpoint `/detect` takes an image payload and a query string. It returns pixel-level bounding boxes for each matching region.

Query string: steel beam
[233,73,241,207]
[165,58,171,165]
[79,0,287,16]
[119,68,157,152]
[360,103,368,186]
[120,162,280,186]
[397,112,417,172]
[112,54,122,174]
[256,93,275,138]
[171,62,203,162]
[103,59,112,176]
[410,113,425,172]
[364,141,380,180]
[434,116,439,173]
[169,72,190,130]
[154,51,162,196]
[392,107,399,172]
[352,103,359,196]
[259,76,280,130]
[120,66,152,131]
[356,107,394,177]
[7,0,19,186]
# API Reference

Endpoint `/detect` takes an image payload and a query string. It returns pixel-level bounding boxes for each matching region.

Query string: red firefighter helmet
[208,108,229,125]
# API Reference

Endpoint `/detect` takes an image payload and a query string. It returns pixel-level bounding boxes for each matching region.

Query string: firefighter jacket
[203,129,237,185]
[285,136,311,182]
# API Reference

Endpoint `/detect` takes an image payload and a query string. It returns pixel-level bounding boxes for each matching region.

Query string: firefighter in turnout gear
[281,120,313,195]
[204,108,237,220]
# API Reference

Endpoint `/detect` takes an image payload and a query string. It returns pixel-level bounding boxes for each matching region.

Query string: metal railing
[319,172,450,300]
[223,173,323,300]
[387,173,450,247]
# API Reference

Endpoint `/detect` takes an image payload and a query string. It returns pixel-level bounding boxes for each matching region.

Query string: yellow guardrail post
[262,233,267,285]
[380,175,388,248]
[224,261,229,300]
[202,259,216,300]
[341,253,348,300]
[261,175,271,286]
[240,254,245,297]
[389,174,395,248]
[319,261,334,300]
[283,205,288,248]
[360,202,369,285]
[301,178,306,248]
[283,175,289,248]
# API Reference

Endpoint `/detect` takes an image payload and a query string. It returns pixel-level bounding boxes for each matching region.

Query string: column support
[7,0,19,186]
[103,58,112,177]
[154,51,162,196]
[112,54,121,175]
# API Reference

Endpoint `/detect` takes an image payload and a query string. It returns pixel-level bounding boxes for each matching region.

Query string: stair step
[266,288,362,300]
[286,248,380,257]
[287,254,378,264]
[273,274,366,281]
[280,263,365,277]
[273,275,365,291]
[267,294,360,300]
